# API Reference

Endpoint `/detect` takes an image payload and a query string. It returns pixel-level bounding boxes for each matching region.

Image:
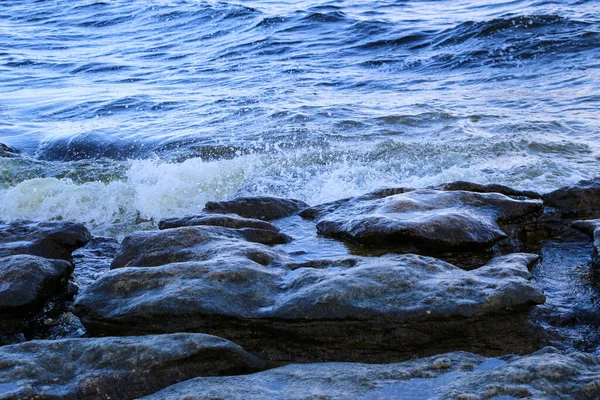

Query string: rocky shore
[2,179,600,398]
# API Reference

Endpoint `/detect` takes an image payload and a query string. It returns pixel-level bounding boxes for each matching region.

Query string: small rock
[0,255,72,316]
[0,220,91,261]
[204,196,309,220]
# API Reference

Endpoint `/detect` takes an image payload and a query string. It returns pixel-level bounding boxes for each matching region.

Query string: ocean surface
[1,0,599,237]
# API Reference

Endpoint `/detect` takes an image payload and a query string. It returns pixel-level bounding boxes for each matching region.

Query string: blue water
[1,0,599,235]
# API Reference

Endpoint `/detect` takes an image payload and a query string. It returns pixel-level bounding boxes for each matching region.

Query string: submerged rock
[159,213,281,232]
[302,189,543,251]
[544,178,600,219]
[0,221,91,261]
[0,333,265,400]
[0,143,19,158]
[0,255,72,316]
[75,248,545,362]
[204,196,309,220]
[141,347,600,400]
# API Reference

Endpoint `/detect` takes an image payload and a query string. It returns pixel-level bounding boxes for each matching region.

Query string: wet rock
[141,347,600,400]
[302,189,543,251]
[436,181,541,199]
[0,143,19,158]
[442,347,600,399]
[572,219,600,266]
[0,255,72,316]
[159,213,281,232]
[110,225,290,269]
[0,333,266,400]
[75,252,544,362]
[72,237,120,292]
[0,221,91,261]
[204,196,309,220]
[543,178,600,219]
[141,351,486,400]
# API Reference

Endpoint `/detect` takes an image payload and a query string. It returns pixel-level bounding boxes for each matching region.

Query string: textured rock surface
[141,347,600,400]
[110,225,290,269]
[204,196,309,220]
[159,213,281,232]
[72,237,120,292]
[0,143,18,158]
[436,180,541,199]
[0,221,91,261]
[0,333,265,400]
[302,189,543,251]
[0,255,72,315]
[543,178,600,219]
[572,219,600,266]
[75,250,545,362]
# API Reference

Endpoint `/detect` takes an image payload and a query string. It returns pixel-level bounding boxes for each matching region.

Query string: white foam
[0,137,598,237]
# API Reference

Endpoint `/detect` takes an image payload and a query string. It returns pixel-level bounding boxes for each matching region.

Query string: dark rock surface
[435,180,541,199]
[141,347,600,400]
[543,178,600,219]
[141,350,486,400]
[0,221,91,261]
[72,237,120,291]
[0,143,19,158]
[204,196,309,220]
[75,249,544,362]
[159,213,281,232]
[110,225,290,269]
[573,219,600,266]
[302,189,543,251]
[0,333,265,400]
[0,255,72,315]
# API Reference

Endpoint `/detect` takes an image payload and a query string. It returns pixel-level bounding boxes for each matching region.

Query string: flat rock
[110,225,291,269]
[0,255,72,316]
[204,196,309,220]
[435,180,541,199]
[0,221,91,261]
[75,251,545,362]
[159,213,281,232]
[543,178,600,219]
[141,347,600,400]
[0,333,265,400]
[302,189,543,251]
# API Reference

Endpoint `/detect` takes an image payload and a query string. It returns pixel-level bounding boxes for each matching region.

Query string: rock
[159,213,281,232]
[0,221,91,261]
[543,178,600,219]
[204,196,309,220]
[302,189,543,251]
[72,237,120,292]
[0,333,266,400]
[435,181,541,199]
[75,252,544,362]
[0,143,19,158]
[141,347,600,400]
[110,225,291,269]
[442,347,600,400]
[572,219,600,266]
[0,255,72,316]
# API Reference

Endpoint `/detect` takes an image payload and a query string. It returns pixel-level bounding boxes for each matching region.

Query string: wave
[1,131,599,236]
